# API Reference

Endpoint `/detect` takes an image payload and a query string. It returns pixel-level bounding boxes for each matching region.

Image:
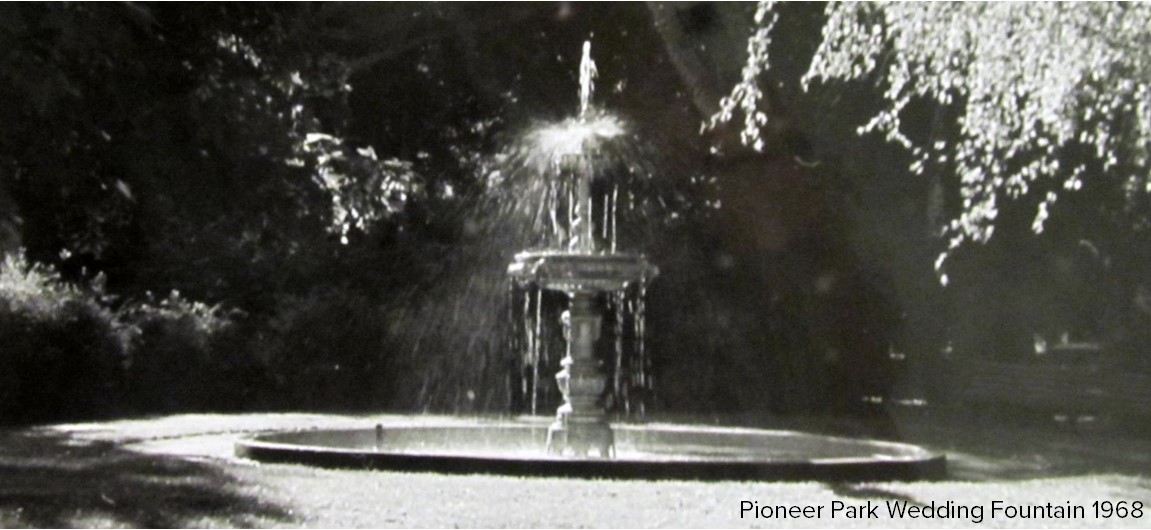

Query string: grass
[0,412,1149,528]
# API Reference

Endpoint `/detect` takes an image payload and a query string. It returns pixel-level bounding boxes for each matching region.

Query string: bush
[0,252,258,423]
[119,290,257,414]
[0,253,126,423]
[258,286,392,410]
[1,251,401,420]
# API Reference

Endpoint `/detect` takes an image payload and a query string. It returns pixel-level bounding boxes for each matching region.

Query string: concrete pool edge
[235,423,947,482]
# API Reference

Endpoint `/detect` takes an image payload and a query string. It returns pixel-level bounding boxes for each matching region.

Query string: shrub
[0,252,256,422]
[119,290,255,413]
[258,286,392,410]
[0,253,126,423]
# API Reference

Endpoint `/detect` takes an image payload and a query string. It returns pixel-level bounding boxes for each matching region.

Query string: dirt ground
[0,412,1149,528]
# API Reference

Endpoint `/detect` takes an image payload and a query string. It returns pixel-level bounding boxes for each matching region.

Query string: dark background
[2,2,1148,428]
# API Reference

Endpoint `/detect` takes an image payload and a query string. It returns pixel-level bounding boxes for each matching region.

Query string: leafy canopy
[713,2,1151,284]
[0,4,416,263]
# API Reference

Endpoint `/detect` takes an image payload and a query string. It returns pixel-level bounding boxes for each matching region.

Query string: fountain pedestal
[508,251,657,457]
[548,292,613,457]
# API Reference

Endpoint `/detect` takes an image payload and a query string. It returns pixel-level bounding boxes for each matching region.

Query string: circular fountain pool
[235,420,945,481]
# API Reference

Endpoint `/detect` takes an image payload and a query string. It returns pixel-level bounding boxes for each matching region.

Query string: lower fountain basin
[235,420,945,481]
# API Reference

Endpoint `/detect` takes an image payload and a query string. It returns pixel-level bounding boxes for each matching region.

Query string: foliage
[0,253,124,422]
[1,254,111,323]
[0,4,482,416]
[705,1,780,152]
[0,253,253,421]
[118,289,251,413]
[0,3,418,298]
[188,20,422,244]
[715,2,1151,283]
[258,286,392,410]
[297,134,420,244]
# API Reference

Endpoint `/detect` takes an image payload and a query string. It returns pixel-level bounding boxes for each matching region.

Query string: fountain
[235,41,946,481]
[507,41,657,458]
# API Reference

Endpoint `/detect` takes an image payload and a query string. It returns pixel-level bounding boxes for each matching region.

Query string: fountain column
[548,291,613,457]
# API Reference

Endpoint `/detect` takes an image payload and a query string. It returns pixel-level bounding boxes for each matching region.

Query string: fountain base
[547,416,614,458]
[236,418,946,481]
[509,252,657,459]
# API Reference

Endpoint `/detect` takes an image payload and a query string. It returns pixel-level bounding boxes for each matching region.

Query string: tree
[0,4,417,302]
[713,2,1151,284]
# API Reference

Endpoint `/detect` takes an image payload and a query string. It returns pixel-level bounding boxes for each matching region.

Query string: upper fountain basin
[508,250,658,293]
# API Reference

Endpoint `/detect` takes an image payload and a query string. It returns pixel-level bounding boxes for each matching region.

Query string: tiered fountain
[507,41,657,458]
[235,41,946,481]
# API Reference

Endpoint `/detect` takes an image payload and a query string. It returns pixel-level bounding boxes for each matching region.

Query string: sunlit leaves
[715,2,1151,283]
[705,1,779,152]
[298,134,420,244]
[204,28,417,244]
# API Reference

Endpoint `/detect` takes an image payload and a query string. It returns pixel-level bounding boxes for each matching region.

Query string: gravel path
[1,413,1149,527]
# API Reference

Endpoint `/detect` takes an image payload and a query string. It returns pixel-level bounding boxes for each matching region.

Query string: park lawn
[0,413,1148,528]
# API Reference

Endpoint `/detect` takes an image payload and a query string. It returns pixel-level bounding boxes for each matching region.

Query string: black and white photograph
[0,2,1149,527]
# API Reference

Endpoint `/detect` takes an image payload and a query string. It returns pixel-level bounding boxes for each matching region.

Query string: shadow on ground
[709,408,1151,483]
[890,411,1151,482]
[827,482,922,503]
[0,428,294,528]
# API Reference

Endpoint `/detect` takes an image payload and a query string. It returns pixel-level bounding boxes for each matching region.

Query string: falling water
[522,284,535,412]
[635,283,648,417]
[510,279,654,420]
[611,290,626,414]
[532,286,543,413]
[504,40,656,420]
[611,185,619,253]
